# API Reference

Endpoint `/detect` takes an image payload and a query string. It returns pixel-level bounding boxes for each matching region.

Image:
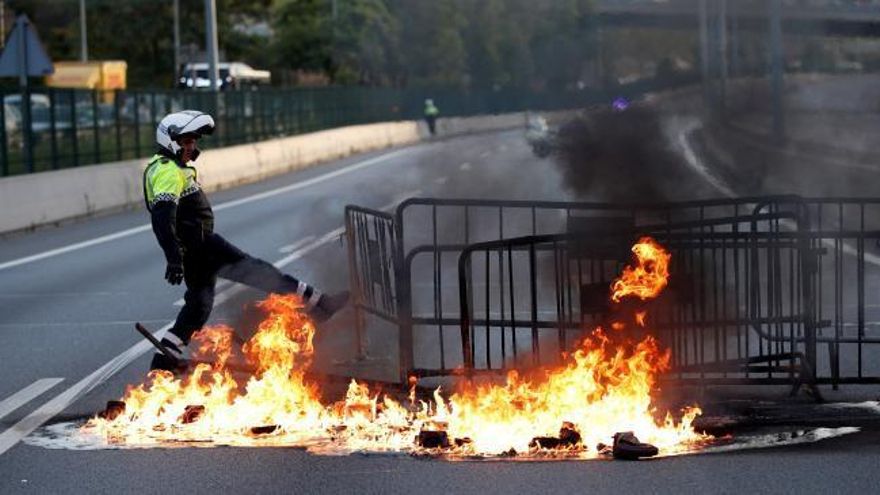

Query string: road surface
[1,128,879,493]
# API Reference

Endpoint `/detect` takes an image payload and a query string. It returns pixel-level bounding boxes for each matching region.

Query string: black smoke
[553,104,699,203]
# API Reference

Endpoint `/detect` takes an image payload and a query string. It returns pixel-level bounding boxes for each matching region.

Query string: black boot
[149,338,186,374]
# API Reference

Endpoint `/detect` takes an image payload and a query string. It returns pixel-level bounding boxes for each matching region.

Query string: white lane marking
[0,292,124,298]
[479,151,490,158]
[0,379,64,423]
[0,323,173,456]
[273,228,344,270]
[0,148,415,272]
[459,162,471,171]
[212,148,413,212]
[0,188,425,456]
[279,235,317,254]
[679,120,880,269]
[675,118,736,197]
[434,177,448,185]
[729,125,880,173]
[0,226,153,272]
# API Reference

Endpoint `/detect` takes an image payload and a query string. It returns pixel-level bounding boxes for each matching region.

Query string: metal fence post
[22,86,33,173]
[70,89,79,167]
[133,91,141,157]
[149,92,157,147]
[344,208,367,361]
[114,90,122,160]
[800,238,819,388]
[221,90,229,146]
[254,91,261,139]
[769,0,785,141]
[394,209,414,384]
[0,92,6,176]
[458,250,474,371]
[91,89,100,163]
[49,88,58,169]
[241,90,248,143]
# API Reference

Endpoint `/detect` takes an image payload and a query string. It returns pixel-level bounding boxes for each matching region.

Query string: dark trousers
[425,115,437,135]
[169,233,314,344]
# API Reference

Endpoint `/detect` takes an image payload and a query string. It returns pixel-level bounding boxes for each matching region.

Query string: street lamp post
[698,0,710,105]
[769,0,785,141]
[174,0,180,83]
[79,0,88,61]
[718,0,728,118]
[204,0,219,91]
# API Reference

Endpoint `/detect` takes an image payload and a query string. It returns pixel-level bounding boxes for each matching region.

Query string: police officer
[424,98,439,136]
[144,110,349,371]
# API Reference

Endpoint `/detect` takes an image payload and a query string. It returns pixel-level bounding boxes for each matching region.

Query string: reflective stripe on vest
[143,154,201,211]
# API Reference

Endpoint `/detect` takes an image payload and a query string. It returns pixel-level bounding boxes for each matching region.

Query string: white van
[178,62,271,90]
[4,94,52,133]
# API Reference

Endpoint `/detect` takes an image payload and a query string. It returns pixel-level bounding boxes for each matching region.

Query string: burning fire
[611,237,671,303]
[84,237,708,457]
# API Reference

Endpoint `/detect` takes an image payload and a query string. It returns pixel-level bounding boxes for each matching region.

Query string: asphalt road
[1,127,880,493]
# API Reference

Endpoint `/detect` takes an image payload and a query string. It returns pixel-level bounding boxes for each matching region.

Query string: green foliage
[10,0,601,89]
[272,0,332,73]
[328,0,400,85]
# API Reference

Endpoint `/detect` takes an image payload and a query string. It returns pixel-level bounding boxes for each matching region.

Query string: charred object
[416,430,450,449]
[180,405,205,424]
[529,422,583,451]
[611,431,659,460]
[250,425,280,435]
[99,400,126,421]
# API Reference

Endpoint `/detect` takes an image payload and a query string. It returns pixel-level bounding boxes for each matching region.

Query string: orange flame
[85,237,708,457]
[611,237,671,303]
[192,325,234,369]
[441,329,704,454]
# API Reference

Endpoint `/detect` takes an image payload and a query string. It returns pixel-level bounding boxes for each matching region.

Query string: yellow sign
[45,61,127,91]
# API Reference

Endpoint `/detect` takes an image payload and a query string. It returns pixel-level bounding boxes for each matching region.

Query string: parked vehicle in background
[3,93,115,140]
[524,113,556,158]
[178,62,271,90]
[3,103,21,146]
[4,94,53,133]
[60,101,115,129]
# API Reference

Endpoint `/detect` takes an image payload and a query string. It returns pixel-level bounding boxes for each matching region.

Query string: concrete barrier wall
[0,111,544,234]
[435,112,527,136]
[199,121,421,192]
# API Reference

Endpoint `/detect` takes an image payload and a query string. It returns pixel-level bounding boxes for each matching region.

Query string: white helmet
[156,110,215,160]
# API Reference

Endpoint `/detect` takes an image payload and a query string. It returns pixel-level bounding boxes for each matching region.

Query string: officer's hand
[165,263,184,285]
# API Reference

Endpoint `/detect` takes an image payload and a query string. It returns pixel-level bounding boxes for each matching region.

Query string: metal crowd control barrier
[344,204,399,360]
[346,196,880,392]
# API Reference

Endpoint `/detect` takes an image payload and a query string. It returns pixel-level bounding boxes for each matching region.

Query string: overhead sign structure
[0,14,54,174]
[0,14,54,83]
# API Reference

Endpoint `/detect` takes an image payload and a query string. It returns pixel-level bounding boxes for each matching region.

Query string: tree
[528,0,596,90]
[7,0,606,90]
[391,0,467,87]
[271,0,332,77]
[84,0,176,87]
[329,0,400,85]
[457,0,506,88]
